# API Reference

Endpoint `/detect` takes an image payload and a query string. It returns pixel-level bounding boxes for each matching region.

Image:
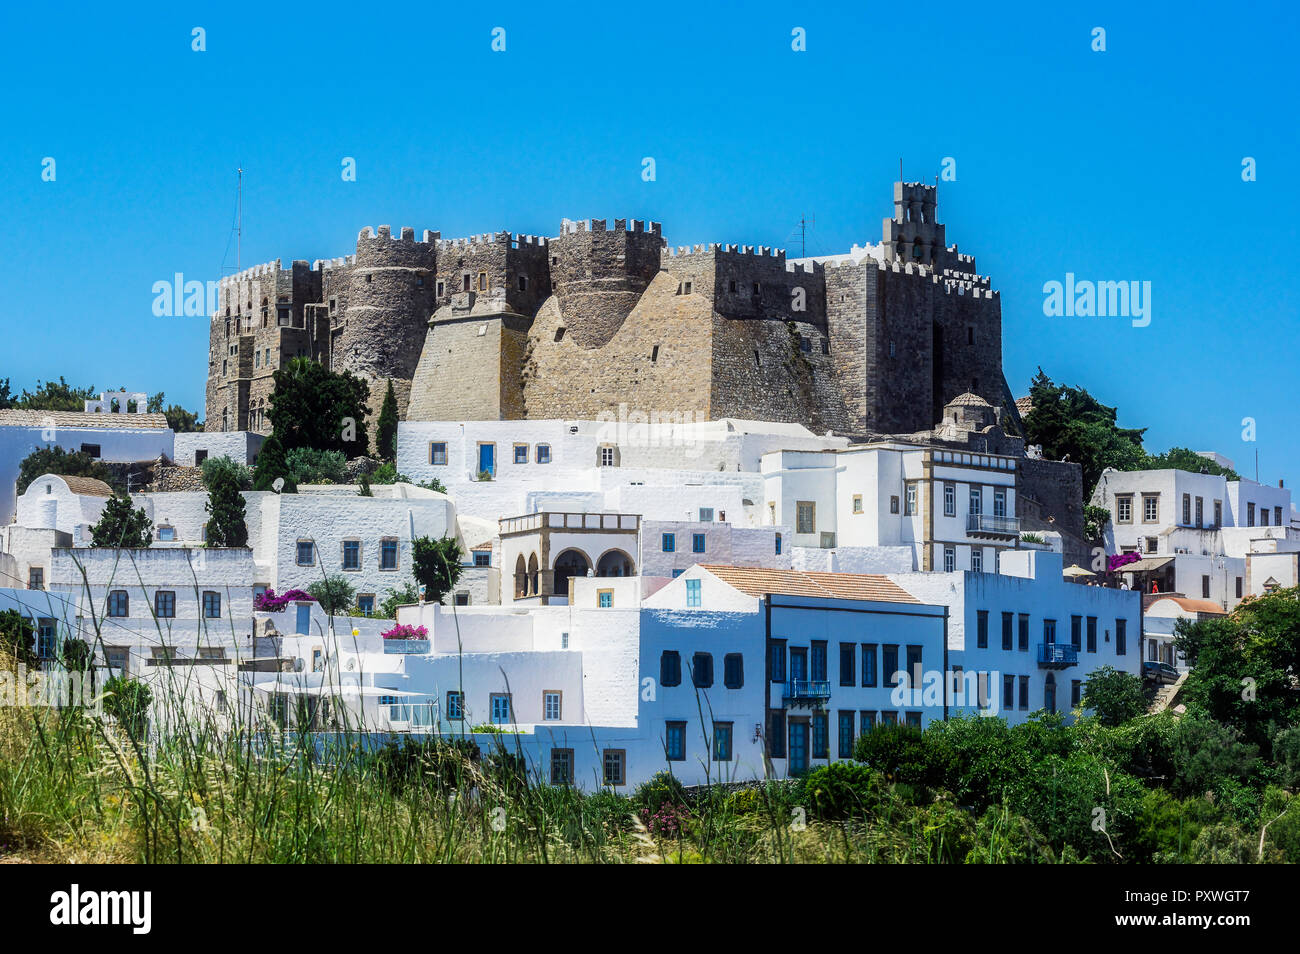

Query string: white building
[762,441,1021,572]
[173,431,264,467]
[0,407,172,524]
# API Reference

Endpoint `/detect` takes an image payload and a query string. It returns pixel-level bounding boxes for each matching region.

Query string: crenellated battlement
[559,217,661,236]
[356,225,439,245]
[219,259,284,287]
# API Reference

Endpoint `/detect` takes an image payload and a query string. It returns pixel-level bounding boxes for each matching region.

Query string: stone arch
[596,548,635,578]
[552,548,591,598]
[514,554,527,599]
[527,552,539,596]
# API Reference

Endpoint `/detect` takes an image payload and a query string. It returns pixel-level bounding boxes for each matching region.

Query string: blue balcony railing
[967,514,1020,536]
[1037,642,1078,668]
[782,679,832,706]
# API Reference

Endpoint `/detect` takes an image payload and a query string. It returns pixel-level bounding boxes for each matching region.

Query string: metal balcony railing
[1037,642,1078,668]
[967,514,1020,536]
[782,679,832,706]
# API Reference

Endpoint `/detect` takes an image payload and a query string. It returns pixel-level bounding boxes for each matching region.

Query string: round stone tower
[333,225,439,433]
[549,217,664,348]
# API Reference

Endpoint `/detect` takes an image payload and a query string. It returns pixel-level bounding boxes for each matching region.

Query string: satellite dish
[272,477,285,493]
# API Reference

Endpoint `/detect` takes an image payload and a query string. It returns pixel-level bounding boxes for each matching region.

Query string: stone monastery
[206,181,1007,440]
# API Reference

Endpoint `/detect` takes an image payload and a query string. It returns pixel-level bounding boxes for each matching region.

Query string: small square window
[297,541,315,566]
[513,444,529,464]
[535,444,551,464]
[430,442,447,466]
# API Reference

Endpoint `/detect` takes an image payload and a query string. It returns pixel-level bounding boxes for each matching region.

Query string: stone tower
[547,218,664,348]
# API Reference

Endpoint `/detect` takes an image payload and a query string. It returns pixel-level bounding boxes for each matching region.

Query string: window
[838,711,855,759]
[429,442,447,466]
[812,712,829,759]
[1262,508,1269,526]
[971,548,983,573]
[104,646,128,674]
[1116,618,1127,656]
[202,591,221,619]
[1236,577,1243,599]
[768,711,786,758]
[969,486,982,516]
[1145,537,1158,554]
[811,641,827,681]
[513,443,528,464]
[662,533,675,552]
[599,445,617,467]
[296,540,315,566]
[943,483,955,517]
[35,619,56,659]
[1195,497,1203,527]
[943,545,955,572]
[905,645,923,689]
[1087,617,1097,653]
[853,494,864,514]
[775,533,782,555]
[993,488,1007,517]
[692,533,706,554]
[81,443,101,458]
[861,644,877,687]
[312,648,324,672]
[1117,496,1133,523]
[597,589,613,608]
[489,693,513,725]
[714,722,733,761]
[473,551,490,567]
[357,594,375,616]
[603,749,626,785]
[551,748,574,785]
[665,722,686,761]
[1018,614,1029,652]
[154,591,175,619]
[1247,502,1255,527]
[536,444,551,464]
[156,526,175,542]
[1182,494,1191,525]
[976,610,989,649]
[380,539,399,570]
[108,590,129,617]
[477,272,488,292]
[446,691,464,720]
[770,640,787,682]
[342,540,361,571]
[27,567,44,590]
[686,578,701,608]
[890,495,900,515]
[905,483,917,516]
[692,652,714,688]
[796,501,816,534]
[1275,506,1283,526]
[1071,615,1082,650]
[724,653,744,688]
[839,642,856,685]
[861,710,877,733]
[1001,612,1013,650]
[1044,619,1057,645]
[698,507,714,522]
[660,650,682,687]
[1002,674,1015,710]
[436,280,445,296]
[882,645,899,687]
[1214,500,1222,527]
[543,691,562,721]
[1143,495,1159,522]
[1018,675,1030,710]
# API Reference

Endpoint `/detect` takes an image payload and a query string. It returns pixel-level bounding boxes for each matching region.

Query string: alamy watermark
[1042,273,1151,327]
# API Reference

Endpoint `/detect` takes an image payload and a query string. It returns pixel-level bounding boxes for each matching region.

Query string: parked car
[1142,660,1181,685]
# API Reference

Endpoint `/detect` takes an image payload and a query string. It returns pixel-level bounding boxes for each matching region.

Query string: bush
[379,581,422,619]
[634,771,686,813]
[103,675,152,741]
[854,723,930,784]
[89,495,152,548]
[202,456,249,547]
[804,761,884,819]
[199,455,252,491]
[306,575,356,614]
[285,447,347,485]
[1082,666,1147,726]
[412,536,464,605]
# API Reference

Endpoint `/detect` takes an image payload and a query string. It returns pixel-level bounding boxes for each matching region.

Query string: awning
[1119,556,1175,573]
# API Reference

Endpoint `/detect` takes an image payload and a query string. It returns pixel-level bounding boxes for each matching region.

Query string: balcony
[782,679,831,707]
[967,513,1020,538]
[383,639,430,655]
[1037,642,1078,669]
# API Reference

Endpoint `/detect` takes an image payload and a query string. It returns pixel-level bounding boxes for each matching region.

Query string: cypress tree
[376,378,399,462]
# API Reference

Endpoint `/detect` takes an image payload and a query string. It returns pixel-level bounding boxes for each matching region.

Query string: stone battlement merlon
[219,259,284,287]
[356,225,439,245]
[559,217,662,236]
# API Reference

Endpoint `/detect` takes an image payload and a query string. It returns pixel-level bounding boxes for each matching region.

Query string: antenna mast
[236,166,243,272]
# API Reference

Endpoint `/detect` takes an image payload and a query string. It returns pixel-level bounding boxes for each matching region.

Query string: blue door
[478,443,495,477]
[296,603,311,635]
[788,721,809,775]
[789,648,808,682]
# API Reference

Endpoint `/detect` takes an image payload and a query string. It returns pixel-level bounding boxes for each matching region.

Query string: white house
[173,431,264,467]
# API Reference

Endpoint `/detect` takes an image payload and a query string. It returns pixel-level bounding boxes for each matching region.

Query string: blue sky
[1,2,1296,481]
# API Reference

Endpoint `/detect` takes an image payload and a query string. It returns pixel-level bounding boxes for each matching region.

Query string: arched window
[514,555,527,599]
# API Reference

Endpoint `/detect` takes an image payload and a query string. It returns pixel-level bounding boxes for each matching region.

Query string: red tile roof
[700,565,919,604]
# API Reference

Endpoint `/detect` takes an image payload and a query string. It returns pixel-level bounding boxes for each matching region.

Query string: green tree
[61,637,91,673]
[1081,666,1147,726]
[252,431,296,492]
[412,536,464,605]
[103,675,152,741]
[376,378,399,462]
[1143,446,1239,479]
[89,495,153,548]
[163,404,200,432]
[17,377,97,411]
[307,575,357,614]
[284,447,347,485]
[1022,369,1147,497]
[16,446,120,496]
[267,357,370,458]
[0,609,38,667]
[379,580,422,619]
[202,456,249,547]
[0,378,13,409]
